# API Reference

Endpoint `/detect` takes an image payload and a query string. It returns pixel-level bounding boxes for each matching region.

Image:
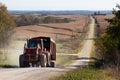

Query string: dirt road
[0,68,67,80]
[68,16,95,68]
[0,16,95,80]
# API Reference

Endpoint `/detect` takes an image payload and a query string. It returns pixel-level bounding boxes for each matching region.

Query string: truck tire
[40,54,46,67]
[50,62,55,67]
[36,62,40,67]
[19,54,25,67]
[31,62,39,67]
[46,53,51,67]
[24,61,30,67]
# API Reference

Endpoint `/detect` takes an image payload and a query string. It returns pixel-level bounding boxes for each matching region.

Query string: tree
[95,34,117,64]
[106,7,120,50]
[95,4,120,67]
[0,3,15,59]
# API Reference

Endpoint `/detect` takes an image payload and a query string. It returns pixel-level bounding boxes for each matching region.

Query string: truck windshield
[28,40,42,48]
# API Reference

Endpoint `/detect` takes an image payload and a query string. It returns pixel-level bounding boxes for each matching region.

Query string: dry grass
[13,15,89,40]
[102,67,120,80]
[95,14,114,35]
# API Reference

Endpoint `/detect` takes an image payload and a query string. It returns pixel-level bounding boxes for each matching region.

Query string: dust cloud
[0,39,26,66]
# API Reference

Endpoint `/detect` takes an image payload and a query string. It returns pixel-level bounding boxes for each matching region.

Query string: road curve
[0,16,95,80]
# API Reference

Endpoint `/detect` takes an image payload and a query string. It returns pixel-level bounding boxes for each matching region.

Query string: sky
[0,0,120,11]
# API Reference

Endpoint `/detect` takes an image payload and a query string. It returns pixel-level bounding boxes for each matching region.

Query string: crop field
[13,15,89,40]
[94,14,114,35]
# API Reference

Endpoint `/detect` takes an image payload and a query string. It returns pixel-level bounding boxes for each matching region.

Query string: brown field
[95,14,114,35]
[0,15,90,66]
[13,15,89,40]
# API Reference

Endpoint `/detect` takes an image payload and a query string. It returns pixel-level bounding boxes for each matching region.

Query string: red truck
[19,36,56,67]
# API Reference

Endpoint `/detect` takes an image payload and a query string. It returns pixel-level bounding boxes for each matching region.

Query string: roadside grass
[56,54,77,67]
[56,43,67,54]
[50,67,101,80]
[55,32,86,67]
[50,67,116,80]
[56,32,87,55]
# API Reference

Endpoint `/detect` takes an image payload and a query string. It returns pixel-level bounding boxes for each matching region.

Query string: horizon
[1,0,119,11]
[8,10,112,11]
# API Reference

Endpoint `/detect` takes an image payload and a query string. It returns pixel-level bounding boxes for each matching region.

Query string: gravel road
[67,16,95,68]
[0,68,68,80]
[0,16,95,80]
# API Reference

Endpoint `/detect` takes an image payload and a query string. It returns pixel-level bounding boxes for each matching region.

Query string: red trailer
[19,37,56,67]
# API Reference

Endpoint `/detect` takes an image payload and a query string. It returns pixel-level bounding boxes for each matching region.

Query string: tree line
[13,15,72,26]
[95,4,120,70]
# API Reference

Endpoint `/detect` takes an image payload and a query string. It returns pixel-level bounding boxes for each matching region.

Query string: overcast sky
[0,0,120,10]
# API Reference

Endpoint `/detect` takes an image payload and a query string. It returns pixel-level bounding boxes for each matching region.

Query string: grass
[56,31,87,55]
[50,67,116,80]
[56,54,77,67]
[50,67,101,80]
[55,32,87,67]
[56,43,67,53]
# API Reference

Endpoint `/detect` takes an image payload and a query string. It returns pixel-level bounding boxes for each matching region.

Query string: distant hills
[9,10,112,15]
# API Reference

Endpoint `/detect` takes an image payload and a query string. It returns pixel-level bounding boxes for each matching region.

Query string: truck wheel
[31,62,36,67]
[40,54,46,67]
[32,62,40,67]
[46,53,51,67]
[19,54,25,67]
[50,62,55,67]
[24,61,30,67]
[36,62,40,67]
